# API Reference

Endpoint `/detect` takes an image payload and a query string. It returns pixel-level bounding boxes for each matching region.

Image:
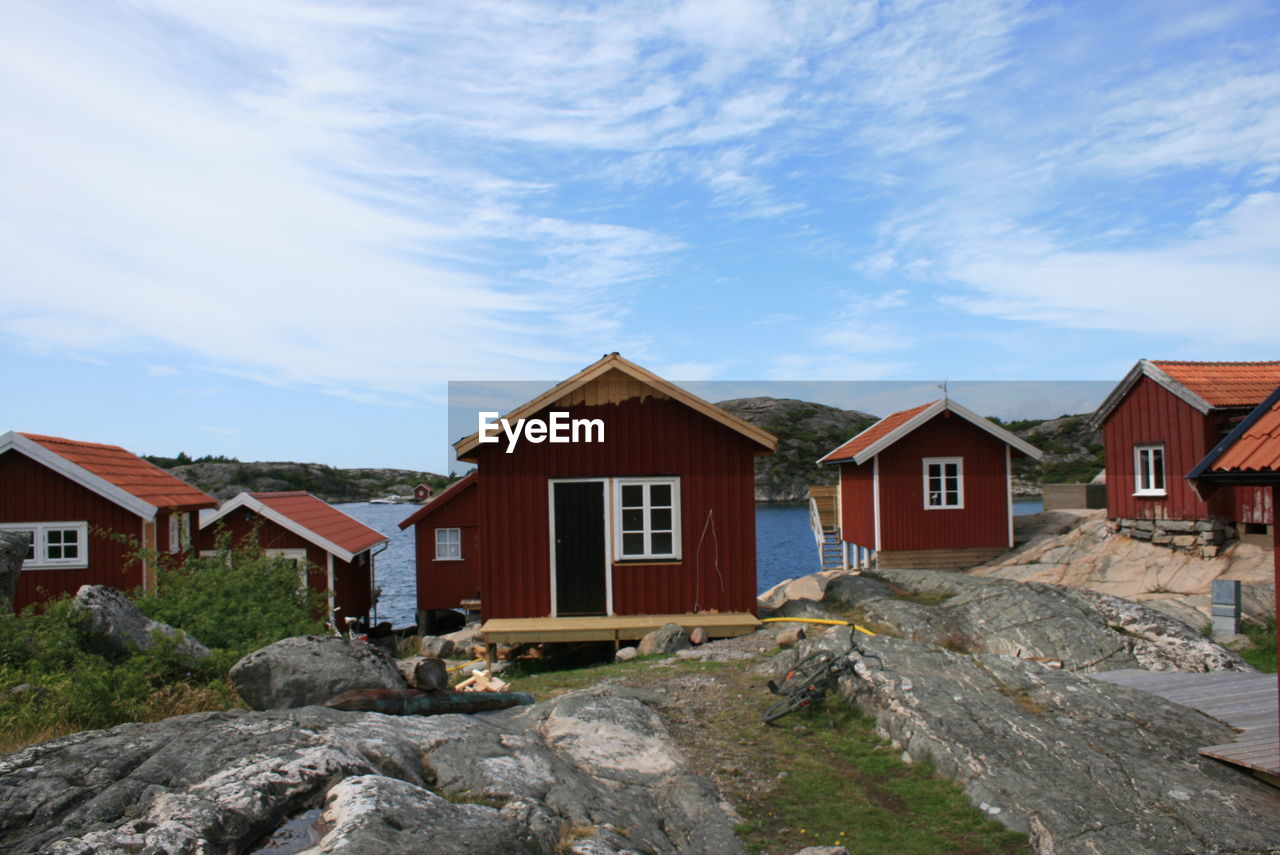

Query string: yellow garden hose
[761,617,876,636]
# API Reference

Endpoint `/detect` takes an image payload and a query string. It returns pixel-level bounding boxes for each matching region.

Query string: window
[0,522,89,569]
[615,478,680,559]
[167,512,190,554]
[1134,444,1165,496]
[923,458,963,509]
[435,527,462,560]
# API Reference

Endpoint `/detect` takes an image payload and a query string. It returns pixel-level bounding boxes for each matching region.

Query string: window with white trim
[923,458,963,509]
[615,478,680,560]
[167,512,191,554]
[0,522,89,569]
[435,527,462,560]
[1134,444,1166,496]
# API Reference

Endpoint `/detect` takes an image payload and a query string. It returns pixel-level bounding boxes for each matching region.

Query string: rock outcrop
[0,530,28,612]
[0,687,742,855]
[974,510,1275,623]
[789,627,1280,855]
[72,585,209,660]
[637,622,690,656]
[229,635,407,710]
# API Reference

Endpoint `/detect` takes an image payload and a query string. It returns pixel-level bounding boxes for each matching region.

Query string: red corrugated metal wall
[838,460,875,547]
[2,449,145,611]
[474,396,760,619]
[410,480,481,611]
[876,414,1010,551]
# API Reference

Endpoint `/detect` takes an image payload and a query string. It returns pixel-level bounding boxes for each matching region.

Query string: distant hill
[149,459,450,503]
[716,397,878,502]
[996,414,1105,487]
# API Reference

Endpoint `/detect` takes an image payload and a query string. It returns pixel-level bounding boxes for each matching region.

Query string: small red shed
[819,399,1042,570]
[398,472,480,628]
[450,353,775,646]
[199,491,387,625]
[1187,383,1280,779]
[1091,360,1280,551]
[0,431,217,611]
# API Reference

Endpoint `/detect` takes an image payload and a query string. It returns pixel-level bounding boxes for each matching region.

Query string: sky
[3,0,1278,473]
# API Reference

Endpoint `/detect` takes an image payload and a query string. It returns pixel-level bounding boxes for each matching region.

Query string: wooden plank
[480,612,760,645]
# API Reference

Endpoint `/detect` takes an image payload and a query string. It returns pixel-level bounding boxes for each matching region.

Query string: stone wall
[1109,517,1231,557]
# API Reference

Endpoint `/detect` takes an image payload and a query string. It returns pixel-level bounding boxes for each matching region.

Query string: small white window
[0,522,89,569]
[435,527,462,560]
[615,477,681,559]
[167,512,191,554]
[923,458,963,509]
[1134,444,1166,496]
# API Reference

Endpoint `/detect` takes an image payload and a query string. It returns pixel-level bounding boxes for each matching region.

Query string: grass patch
[1239,618,1276,673]
[505,643,1029,855]
[891,590,957,607]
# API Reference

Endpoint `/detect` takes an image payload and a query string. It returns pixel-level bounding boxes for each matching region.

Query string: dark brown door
[553,481,606,615]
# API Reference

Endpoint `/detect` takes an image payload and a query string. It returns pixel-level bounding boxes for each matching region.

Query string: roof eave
[1188,383,1280,482]
[0,431,159,519]
[1090,360,1213,429]
[201,492,385,563]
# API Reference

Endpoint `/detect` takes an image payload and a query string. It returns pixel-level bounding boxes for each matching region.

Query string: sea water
[340,498,1045,628]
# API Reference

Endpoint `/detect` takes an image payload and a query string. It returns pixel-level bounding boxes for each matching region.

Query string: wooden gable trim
[453,353,777,461]
[0,431,157,520]
[1090,359,1213,428]
[200,492,360,563]
[840,400,1043,466]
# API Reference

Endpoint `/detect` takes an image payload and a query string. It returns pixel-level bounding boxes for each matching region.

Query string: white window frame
[613,476,681,560]
[435,527,462,561]
[1133,443,1166,496]
[0,522,90,569]
[167,512,191,554]
[922,458,964,510]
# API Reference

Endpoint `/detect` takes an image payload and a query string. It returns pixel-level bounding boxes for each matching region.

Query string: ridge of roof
[453,353,777,461]
[819,399,1043,465]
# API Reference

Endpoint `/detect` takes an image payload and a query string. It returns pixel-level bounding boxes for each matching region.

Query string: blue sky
[3,0,1278,472]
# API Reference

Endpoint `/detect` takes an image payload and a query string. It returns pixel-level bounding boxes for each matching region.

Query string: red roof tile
[252,491,387,555]
[1153,361,1280,409]
[1206,394,1280,473]
[820,401,937,464]
[22,433,215,510]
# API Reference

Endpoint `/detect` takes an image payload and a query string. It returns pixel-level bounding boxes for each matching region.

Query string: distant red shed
[1091,360,1280,550]
[199,491,387,625]
[451,353,776,626]
[0,431,216,612]
[819,400,1042,570]
[398,472,480,625]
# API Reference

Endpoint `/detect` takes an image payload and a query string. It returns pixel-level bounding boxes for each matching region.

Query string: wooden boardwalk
[1091,669,1279,783]
[481,612,760,646]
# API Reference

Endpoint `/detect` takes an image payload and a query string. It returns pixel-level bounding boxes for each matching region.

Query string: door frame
[547,477,613,617]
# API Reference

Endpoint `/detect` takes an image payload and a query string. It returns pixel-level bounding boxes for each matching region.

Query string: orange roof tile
[251,491,387,555]
[1153,361,1280,409]
[819,401,937,464]
[22,433,215,510]
[1205,393,1280,473]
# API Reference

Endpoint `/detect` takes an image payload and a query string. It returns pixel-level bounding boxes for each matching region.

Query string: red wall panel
[1,449,145,611]
[875,414,1011,551]
[474,396,760,620]
[409,479,482,611]
[838,460,875,548]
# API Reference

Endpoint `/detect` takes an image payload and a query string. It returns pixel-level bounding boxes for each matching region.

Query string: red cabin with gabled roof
[398,471,480,626]
[819,399,1042,570]
[449,353,776,641]
[198,491,387,625]
[0,430,217,612]
[1091,360,1280,550]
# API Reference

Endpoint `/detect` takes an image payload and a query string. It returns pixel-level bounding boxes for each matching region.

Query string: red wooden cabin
[0,431,216,612]
[1091,360,1280,552]
[448,353,775,647]
[398,472,480,628]
[199,491,387,625]
[819,400,1042,570]
[1188,383,1280,780]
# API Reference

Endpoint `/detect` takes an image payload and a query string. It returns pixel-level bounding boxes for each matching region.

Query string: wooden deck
[1091,669,1279,783]
[480,612,761,646]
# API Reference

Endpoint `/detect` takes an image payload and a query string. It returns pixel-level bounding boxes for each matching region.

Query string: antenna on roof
[937,379,949,410]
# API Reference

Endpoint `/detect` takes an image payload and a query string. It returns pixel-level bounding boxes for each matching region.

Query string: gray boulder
[816,628,1280,855]
[0,687,742,855]
[229,635,406,710]
[419,635,457,659]
[0,530,28,612]
[72,585,209,659]
[636,622,689,656]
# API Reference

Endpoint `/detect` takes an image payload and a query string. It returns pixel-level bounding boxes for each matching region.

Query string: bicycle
[761,640,878,724]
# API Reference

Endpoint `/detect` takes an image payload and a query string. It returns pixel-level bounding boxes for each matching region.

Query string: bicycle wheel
[762,687,821,724]
[773,649,836,695]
